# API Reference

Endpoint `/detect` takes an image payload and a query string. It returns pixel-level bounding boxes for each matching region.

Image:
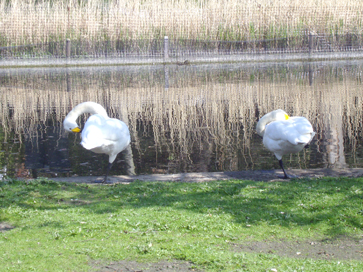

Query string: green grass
[0,177,363,271]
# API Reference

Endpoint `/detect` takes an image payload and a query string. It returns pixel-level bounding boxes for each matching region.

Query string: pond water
[1,60,363,179]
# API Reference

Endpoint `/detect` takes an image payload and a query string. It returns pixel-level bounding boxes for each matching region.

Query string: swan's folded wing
[81,115,130,150]
[103,118,130,142]
[264,121,290,142]
[286,117,315,145]
[265,118,314,146]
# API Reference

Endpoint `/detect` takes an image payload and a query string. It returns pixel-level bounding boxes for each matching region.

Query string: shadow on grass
[1,177,362,237]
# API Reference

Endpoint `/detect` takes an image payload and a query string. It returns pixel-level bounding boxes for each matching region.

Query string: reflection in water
[123,144,136,176]
[0,61,363,178]
[323,97,346,168]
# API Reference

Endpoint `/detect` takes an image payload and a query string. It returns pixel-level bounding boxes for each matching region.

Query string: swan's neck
[256,109,289,137]
[256,116,269,137]
[66,102,108,122]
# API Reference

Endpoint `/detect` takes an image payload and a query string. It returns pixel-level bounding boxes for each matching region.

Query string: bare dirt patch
[231,237,363,260]
[52,168,363,184]
[0,222,14,232]
[90,260,203,272]
[90,237,363,272]
[89,237,363,272]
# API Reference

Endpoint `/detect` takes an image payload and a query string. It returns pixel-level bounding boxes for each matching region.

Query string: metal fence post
[308,33,314,55]
[66,39,71,58]
[164,36,169,62]
[164,65,169,89]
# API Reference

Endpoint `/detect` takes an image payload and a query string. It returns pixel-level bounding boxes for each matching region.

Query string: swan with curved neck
[256,109,315,179]
[64,101,131,183]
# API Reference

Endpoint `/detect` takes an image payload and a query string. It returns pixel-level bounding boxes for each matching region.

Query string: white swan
[256,109,315,179]
[63,101,131,183]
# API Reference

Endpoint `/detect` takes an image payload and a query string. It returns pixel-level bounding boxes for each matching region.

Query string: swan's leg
[278,159,289,179]
[101,163,113,184]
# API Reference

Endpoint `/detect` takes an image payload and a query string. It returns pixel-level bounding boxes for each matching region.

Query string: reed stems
[1,0,363,47]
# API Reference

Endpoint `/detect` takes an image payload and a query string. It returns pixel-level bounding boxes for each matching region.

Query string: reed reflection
[319,84,347,168]
[0,62,362,178]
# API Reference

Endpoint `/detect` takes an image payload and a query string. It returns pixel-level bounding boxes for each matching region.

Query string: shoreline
[50,168,363,184]
[2,50,363,68]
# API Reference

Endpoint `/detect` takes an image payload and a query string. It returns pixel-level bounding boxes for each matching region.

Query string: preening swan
[256,109,315,179]
[63,102,131,183]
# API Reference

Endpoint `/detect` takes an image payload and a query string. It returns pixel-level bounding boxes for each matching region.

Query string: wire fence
[1,33,363,61]
[2,1,363,62]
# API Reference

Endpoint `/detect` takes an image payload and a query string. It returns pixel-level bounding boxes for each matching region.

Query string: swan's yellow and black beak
[72,127,81,133]
[285,114,289,120]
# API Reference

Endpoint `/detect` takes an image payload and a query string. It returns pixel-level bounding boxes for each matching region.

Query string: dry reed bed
[1,0,363,47]
[0,74,362,169]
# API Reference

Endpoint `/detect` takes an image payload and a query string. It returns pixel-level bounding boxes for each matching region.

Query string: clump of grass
[1,177,362,271]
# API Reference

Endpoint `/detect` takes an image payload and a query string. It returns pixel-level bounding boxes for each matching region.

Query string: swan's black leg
[278,159,289,179]
[101,163,113,184]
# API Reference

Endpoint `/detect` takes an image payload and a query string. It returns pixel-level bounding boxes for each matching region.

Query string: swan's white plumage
[63,101,131,182]
[256,109,315,178]
[80,114,130,163]
[262,116,315,160]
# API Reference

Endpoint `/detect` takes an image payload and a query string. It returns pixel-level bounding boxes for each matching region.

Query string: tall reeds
[1,0,363,47]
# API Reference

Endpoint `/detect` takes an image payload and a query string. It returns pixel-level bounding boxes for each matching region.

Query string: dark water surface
[0,60,363,179]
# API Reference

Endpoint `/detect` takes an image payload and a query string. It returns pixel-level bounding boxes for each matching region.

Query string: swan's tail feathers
[311,131,316,141]
[290,136,312,146]
[305,131,316,147]
[290,128,315,146]
[299,131,316,146]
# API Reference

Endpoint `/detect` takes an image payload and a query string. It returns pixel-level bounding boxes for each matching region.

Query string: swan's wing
[287,117,315,145]
[264,117,314,146]
[104,118,130,142]
[263,117,315,160]
[81,115,130,151]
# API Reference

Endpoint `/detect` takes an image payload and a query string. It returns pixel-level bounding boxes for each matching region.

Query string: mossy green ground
[0,177,362,271]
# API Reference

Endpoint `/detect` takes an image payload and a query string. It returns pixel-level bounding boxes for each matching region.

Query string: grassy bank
[1,177,362,271]
[1,0,363,48]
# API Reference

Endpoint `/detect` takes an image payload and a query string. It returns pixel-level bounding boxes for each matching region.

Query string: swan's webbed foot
[94,177,111,184]
[277,174,290,179]
[277,173,297,179]
[93,178,108,184]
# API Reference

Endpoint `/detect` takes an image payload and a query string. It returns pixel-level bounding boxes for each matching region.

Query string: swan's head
[256,109,289,136]
[272,109,290,121]
[63,118,81,133]
[63,102,108,134]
